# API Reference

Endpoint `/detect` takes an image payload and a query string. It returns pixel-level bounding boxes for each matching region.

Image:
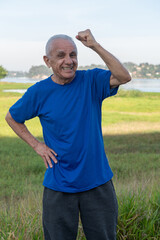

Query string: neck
[51,75,75,85]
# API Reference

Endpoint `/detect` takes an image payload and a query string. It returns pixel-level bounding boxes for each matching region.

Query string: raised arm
[5,111,57,168]
[76,29,131,88]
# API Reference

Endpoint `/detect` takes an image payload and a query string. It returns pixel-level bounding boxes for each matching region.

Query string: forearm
[91,43,131,83]
[5,112,57,168]
[76,29,131,85]
[5,111,39,150]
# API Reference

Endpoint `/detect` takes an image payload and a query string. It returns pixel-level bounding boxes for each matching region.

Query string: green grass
[0,82,160,239]
[102,90,160,126]
[0,81,32,97]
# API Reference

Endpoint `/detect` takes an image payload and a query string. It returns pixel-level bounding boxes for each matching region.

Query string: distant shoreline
[1,78,160,93]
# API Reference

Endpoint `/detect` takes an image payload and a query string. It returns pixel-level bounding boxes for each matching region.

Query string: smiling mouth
[62,66,73,70]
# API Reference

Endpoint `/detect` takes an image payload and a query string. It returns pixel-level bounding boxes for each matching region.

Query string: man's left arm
[76,29,131,88]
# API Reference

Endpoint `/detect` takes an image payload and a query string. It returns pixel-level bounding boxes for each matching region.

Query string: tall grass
[0,82,160,239]
[1,187,159,239]
[117,188,160,240]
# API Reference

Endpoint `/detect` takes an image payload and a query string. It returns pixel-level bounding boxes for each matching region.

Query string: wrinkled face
[44,38,78,83]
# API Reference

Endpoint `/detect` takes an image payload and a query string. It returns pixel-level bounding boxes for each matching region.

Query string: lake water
[121,78,160,93]
[1,77,39,84]
[1,77,160,93]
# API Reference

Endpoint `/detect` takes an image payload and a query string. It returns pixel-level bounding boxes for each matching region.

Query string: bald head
[45,34,77,57]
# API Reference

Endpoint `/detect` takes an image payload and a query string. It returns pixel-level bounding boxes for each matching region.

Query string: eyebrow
[56,50,77,55]
[56,51,65,55]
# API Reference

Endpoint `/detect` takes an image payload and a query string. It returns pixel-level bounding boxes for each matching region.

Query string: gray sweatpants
[43,180,118,240]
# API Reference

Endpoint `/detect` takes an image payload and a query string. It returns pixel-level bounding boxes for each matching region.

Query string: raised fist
[76,29,98,48]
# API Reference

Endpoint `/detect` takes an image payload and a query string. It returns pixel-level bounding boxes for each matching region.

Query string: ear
[43,55,51,68]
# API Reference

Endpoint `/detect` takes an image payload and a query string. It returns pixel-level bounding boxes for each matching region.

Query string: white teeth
[63,67,73,70]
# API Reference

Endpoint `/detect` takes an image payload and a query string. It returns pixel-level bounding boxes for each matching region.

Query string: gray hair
[45,34,77,57]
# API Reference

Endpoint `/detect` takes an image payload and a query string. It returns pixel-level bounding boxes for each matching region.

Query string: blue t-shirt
[9,68,118,193]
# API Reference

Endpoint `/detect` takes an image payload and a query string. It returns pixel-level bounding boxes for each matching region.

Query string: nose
[64,55,72,64]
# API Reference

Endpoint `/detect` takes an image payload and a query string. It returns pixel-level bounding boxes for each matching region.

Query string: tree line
[0,66,7,79]
[2,62,160,80]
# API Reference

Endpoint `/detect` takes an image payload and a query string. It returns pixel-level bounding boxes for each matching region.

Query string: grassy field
[0,81,160,240]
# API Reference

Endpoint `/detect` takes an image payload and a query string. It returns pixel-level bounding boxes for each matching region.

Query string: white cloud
[0,0,160,70]
[0,40,45,71]
[1,35,160,71]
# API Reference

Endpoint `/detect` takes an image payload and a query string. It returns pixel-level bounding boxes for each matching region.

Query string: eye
[70,52,77,57]
[57,52,65,58]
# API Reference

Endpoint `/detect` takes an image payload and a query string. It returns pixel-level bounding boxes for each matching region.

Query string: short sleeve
[9,84,40,123]
[88,68,119,101]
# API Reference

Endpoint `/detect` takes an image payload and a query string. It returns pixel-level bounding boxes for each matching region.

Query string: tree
[123,62,137,72]
[28,65,52,78]
[0,65,7,79]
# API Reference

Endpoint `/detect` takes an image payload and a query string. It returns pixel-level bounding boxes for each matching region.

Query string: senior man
[6,29,131,240]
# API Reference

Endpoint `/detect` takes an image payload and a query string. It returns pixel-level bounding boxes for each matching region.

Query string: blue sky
[0,0,160,71]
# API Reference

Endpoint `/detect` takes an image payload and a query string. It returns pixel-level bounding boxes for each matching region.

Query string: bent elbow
[127,74,132,82]
[124,74,131,84]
